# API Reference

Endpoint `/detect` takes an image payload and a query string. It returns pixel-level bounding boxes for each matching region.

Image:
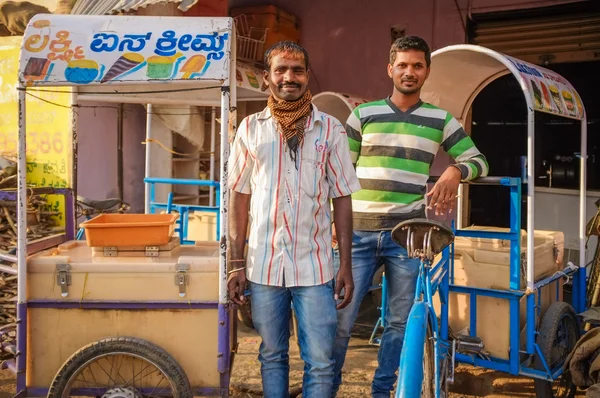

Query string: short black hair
[389,36,431,67]
[264,41,310,71]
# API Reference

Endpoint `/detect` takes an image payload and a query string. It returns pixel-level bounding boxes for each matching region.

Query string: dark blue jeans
[250,280,337,397]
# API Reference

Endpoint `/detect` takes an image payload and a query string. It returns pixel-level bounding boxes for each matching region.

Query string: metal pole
[210,106,216,207]
[117,103,124,202]
[456,184,464,229]
[144,104,153,214]
[71,89,78,205]
[16,84,27,392]
[219,91,230,305]
[526,108,535,291]
[17,86,27,304]
[580,117,588,310]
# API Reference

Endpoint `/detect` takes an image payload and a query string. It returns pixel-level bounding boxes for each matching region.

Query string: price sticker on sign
[0,37,73,226]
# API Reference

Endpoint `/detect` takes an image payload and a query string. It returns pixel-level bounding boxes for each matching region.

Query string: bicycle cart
[393,45,588,397]
[12,14,242,397]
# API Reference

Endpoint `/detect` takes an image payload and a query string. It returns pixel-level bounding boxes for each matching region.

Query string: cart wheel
[534,302,580,398]
[48,336,193,398]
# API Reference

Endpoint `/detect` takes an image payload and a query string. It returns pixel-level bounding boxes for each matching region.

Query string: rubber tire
[237,301,254,329]
[533,302,580,398]
[421,324,435,398]
[48,336,193,398]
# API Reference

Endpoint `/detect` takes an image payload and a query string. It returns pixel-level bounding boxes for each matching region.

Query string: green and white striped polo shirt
[346,97,489,230]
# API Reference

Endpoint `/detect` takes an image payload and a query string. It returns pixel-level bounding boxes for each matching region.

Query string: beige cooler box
[433,226,564,360]
[26,239,224,390]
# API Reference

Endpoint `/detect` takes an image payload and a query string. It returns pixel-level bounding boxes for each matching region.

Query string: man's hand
[227,266,247,305]
[427,166,462,216]
[335,266,354,310]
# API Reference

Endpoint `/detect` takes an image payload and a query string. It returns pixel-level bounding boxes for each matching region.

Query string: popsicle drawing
[180,54,209,79]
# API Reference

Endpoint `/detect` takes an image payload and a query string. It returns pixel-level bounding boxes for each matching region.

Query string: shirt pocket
[299,158,326,197]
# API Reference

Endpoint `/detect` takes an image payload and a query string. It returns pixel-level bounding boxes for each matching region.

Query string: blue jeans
[250,280,337,398]
[332,230,420,398]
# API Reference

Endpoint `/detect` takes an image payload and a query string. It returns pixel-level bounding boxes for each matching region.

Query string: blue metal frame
[144,177,220,244]
[393,176,585,397]
[448,177,583,379]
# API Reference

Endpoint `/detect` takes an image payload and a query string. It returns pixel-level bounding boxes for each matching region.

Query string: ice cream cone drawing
[101,53,146,83]
[180,55,209,79]
[146,52,185,79]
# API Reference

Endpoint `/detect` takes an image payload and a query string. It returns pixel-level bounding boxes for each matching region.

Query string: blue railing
[144,178,220,244]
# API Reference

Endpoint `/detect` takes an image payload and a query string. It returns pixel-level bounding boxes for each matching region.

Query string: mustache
[279,82,301,89]
[402,78,417,83]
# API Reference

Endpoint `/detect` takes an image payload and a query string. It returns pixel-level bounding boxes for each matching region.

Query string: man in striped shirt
[332,36,489,397]
[228,42,361,397]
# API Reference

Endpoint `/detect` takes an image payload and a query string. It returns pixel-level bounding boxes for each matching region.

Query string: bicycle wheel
[48,337,193,398]
[533,302,580,398]
[421,324,434,398]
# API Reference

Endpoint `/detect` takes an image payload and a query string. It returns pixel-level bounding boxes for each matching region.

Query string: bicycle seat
[77,195,123,211]
[391,218,454,260]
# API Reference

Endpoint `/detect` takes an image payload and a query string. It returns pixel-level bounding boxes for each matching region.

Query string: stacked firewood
[0,195,61,253]
[0,266,16,360]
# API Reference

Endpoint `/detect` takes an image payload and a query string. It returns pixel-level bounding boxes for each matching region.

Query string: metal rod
[144,104,153,214]
[457,184,464,229]
[526,108,535,290]
[71,89,78,207]
[117,103,124,202]
[144,177,219,187]
[580,117,588,309]
[210,107,216,206]
[17,86,27,304]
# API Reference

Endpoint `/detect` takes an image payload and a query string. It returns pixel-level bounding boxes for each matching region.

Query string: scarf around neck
[267,90,313,162]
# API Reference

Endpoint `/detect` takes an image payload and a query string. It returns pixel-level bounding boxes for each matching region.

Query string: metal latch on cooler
[56,264,72,297]
[175,264,189,297]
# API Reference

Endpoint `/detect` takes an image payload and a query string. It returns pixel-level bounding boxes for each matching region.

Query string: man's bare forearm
[229,191,251,267]
[332,195,353,270]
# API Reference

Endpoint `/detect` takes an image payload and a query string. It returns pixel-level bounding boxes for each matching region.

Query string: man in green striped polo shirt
[332,36,488,397]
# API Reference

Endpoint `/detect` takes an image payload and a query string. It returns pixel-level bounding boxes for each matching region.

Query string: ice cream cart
[392,44,588,397]
[12,13,241,397]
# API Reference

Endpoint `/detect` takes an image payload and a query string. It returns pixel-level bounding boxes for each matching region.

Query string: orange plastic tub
[80,214,178,247]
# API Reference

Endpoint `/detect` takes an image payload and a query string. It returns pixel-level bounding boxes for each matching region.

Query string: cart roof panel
[18,14,232,87]
[420,44,585,122]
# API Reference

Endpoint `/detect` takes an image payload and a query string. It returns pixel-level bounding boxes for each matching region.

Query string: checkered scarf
[268,90,312,163]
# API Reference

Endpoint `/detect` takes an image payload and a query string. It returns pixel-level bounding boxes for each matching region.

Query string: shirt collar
[257,103,323,131]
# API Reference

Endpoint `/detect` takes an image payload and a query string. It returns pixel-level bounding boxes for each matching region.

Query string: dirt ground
[0,298,587,397]
[230,297,588,398]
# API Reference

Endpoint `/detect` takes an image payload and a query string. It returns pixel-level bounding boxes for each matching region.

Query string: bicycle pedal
[454,335,485,354]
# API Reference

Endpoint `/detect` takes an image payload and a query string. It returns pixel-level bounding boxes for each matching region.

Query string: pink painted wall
[230,0,583,99]
[76,103,146,213]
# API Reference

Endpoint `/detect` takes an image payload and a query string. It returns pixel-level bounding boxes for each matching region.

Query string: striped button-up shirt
[228,105,361,287]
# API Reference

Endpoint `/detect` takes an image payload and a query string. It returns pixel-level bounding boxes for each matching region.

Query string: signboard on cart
[19,14,232,86]
[506,55,585,119]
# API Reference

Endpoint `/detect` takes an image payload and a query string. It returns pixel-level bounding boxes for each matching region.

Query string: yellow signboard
[0,36,72,225]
